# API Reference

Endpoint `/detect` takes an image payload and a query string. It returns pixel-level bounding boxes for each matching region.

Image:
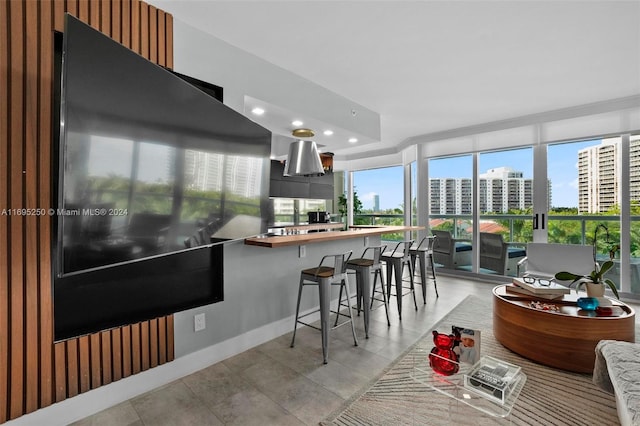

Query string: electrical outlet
[299,245,306,258]
[194,313,206,332]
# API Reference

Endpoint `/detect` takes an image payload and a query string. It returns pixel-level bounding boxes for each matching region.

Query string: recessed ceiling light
[323,130,334,136]
[251,107,265,115]
[292,120,303,126]
[348,137,358,143]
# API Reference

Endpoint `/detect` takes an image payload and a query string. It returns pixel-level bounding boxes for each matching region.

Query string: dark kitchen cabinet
[269,160,334,199]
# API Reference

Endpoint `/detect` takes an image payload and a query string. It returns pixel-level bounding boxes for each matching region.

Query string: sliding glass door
[478,148,533,277]
[428,155,474,271]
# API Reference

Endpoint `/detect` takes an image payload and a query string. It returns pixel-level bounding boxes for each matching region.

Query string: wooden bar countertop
[244,225,423,248]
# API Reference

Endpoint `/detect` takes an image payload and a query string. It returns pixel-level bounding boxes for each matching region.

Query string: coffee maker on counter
[308,211,331,224]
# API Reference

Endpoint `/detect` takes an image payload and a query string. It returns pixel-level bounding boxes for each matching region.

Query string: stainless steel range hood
[283,139,325,177]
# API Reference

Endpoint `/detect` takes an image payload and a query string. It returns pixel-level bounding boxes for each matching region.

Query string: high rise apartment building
[578,136,640,213]
[430,167,536,214]
[184,151,264,197]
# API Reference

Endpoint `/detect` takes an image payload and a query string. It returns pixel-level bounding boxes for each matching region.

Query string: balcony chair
[479,232,526,276]
[431,230,472,270]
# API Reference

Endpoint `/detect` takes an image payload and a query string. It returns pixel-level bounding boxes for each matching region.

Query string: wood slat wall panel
[112,329,122,381]
[0,0,9,421]
[121,326,132,377]
[111,0,121,42]
[78,337,90,393]
[158,317,167,364]
[78,0,89,22]
[100,331,112,385]
[89,0,100,30]
[53,344,66,403]
[158,10,166,66]
[122,0,131,48]
[9,1,26,419]
[140,2,149,58]
[165,14,173,69]
[149,5,157,63]
[141,321,150,371]
[38,0,54,408]
[131,323,142,374]
[66,340,79,398]
[66,0,78,17]
[24,0,40,414]
[101,0,110,34]
[0,1,175,422]
[53,0,65,32]
[89,333,101,389]
[167,316,175,362]
[131,0,140,54]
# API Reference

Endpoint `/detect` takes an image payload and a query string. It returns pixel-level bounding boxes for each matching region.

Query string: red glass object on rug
[429,330,460,376]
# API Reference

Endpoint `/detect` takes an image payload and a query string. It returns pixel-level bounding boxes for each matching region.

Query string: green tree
[338,189,363,217]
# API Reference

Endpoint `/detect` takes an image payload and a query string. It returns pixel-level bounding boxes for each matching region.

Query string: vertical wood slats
[0,1,174,422]
[0,1,10,422]
[24,0,40,414]
[38,0,54,411]
[9,0,26,419]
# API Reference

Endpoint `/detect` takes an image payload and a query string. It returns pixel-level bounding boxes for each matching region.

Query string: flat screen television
[53,14,271,340]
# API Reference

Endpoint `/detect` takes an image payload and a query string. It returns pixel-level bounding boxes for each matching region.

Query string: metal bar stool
[337,245,389,338]
[410,236,439,302]
[290,251,358,364]
[381,240,417,320]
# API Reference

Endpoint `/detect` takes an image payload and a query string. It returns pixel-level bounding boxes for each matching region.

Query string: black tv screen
[53,15,271,340]
[57,15,271,275]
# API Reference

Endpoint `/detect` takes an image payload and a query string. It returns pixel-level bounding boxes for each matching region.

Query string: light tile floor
[71,276,640,426]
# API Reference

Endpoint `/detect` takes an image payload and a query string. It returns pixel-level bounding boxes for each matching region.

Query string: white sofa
[516,242,596,278]
[594,340,640,426]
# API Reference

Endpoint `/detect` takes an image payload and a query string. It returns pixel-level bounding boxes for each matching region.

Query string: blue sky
[353,139,603,210]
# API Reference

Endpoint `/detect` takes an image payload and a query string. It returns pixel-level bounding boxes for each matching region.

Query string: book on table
[512,277,570,295]
[505,284,565,300]
[452,325,481,365]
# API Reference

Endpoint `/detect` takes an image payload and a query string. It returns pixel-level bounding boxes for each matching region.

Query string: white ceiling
[148,0,640,158]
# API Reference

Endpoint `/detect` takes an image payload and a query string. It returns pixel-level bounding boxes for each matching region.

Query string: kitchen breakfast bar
[245,225,422,363]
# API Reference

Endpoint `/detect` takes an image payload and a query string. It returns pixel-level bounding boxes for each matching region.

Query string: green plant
[554,260,619,299]
[338,190,362,217]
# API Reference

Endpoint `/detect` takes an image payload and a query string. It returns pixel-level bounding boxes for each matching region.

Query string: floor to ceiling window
[547,139,614,244]
[352,165,405,239]
[422,134,638,294]
[627,134,640,293]
[428,155,473,271]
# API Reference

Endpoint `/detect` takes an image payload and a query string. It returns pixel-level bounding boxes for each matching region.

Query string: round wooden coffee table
[493,285,635,373]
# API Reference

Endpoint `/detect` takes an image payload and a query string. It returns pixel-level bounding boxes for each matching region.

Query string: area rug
[322,295,621,425]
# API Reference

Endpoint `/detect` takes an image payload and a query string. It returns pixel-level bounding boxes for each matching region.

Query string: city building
[429,167,541,214]
[578,136,640,213]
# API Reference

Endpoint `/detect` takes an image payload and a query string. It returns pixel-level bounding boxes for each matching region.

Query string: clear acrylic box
[411,348,526,419]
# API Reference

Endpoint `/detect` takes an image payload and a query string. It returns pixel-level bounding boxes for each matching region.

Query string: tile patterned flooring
[71,276,640,426]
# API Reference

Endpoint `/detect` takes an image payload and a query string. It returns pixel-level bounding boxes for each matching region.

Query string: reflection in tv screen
[62,134,267,273]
